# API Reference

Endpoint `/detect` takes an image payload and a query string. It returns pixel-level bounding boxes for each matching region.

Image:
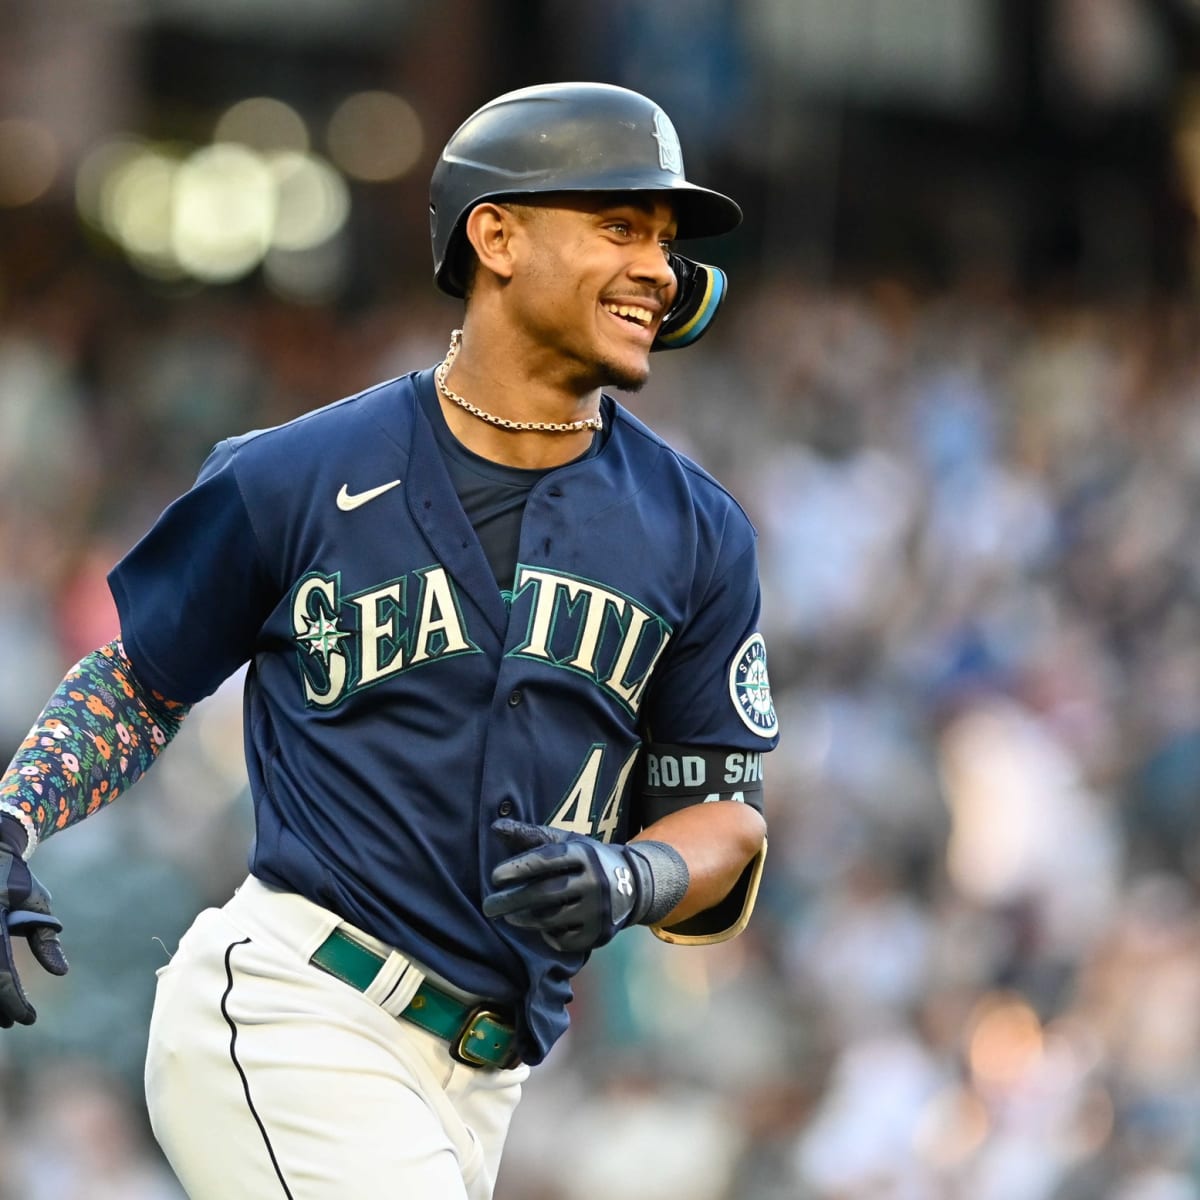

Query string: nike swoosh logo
[336,479,403,511]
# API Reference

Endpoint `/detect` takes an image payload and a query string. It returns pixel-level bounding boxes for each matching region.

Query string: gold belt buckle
[452,1007,516,1069]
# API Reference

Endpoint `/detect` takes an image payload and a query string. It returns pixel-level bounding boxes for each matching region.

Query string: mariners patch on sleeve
[729,633,778,738]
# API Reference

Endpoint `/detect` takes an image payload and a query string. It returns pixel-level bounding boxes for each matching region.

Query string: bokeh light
[967,992,1045,1089]
[268,151,350,251]
[0,118,60,206]
[327,90,423,182]
[214,96,309,154]
[172,144,275,282]
[76,138,146,230]
[103,147,180,274]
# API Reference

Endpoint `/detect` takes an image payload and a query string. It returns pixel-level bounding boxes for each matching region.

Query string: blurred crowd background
[5,1,1200,1197]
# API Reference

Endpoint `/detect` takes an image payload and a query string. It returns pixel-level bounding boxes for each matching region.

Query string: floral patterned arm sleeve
[0,639,191,858]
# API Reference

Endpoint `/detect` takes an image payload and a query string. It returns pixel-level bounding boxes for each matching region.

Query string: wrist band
[0,802,38,860]
[627,840,690,927]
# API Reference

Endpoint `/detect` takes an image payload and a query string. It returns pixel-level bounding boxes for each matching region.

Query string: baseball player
[0,82,778,1198]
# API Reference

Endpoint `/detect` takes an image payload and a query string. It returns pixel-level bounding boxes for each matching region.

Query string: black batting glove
[483,819,688,953]
[0,817,68,1027]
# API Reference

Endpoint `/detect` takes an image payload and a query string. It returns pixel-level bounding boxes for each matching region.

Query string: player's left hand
[483,819,654,953]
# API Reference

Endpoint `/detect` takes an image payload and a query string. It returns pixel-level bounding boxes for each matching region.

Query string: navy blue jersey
[108,367,779,1062]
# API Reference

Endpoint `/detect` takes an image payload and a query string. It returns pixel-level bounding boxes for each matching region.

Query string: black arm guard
[634,743,767,945]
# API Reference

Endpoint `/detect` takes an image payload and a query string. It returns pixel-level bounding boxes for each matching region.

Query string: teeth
[603,302,653,327]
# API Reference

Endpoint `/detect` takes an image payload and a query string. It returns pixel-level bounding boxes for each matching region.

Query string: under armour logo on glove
[483,820,654,953]
[483,819,691,954]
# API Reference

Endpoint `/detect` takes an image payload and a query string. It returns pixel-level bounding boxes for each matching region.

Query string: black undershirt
[418,373,604,592]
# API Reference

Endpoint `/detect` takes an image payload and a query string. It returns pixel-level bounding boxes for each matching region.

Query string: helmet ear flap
[652,255,727,351]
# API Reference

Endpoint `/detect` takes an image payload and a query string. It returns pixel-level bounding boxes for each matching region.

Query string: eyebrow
[601,194,672,218]
[594,194,679,234]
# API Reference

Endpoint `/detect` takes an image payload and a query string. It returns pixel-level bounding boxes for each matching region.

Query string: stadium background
[5,1,1200,1196]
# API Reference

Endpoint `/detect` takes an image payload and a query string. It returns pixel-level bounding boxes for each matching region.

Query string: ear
[463,202,522,286]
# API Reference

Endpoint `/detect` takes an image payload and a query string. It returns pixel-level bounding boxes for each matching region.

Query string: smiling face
[500,192,680,392]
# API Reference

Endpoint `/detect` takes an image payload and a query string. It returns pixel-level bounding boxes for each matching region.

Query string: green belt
[310,927,519,1070]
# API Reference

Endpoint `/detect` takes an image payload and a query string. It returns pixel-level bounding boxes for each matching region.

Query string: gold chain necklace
[434,330,604,434]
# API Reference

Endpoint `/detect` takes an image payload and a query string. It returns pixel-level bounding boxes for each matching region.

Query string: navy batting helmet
[429,81,742,299]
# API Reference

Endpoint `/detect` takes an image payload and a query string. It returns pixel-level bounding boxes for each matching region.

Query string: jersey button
[507,690,522,707]
[498,800,514,817]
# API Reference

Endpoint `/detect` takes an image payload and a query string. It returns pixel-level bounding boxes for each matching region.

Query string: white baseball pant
[144,875,528,1199]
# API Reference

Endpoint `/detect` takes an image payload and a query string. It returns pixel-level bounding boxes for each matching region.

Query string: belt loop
[363,951,423,1018]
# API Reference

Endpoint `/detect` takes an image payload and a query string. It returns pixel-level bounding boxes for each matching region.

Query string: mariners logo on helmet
[652,110,683,173]
[729,633,778,738]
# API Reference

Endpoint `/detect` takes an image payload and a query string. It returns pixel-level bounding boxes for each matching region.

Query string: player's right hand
[483,819,652,953]
[0,816,68,1027]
